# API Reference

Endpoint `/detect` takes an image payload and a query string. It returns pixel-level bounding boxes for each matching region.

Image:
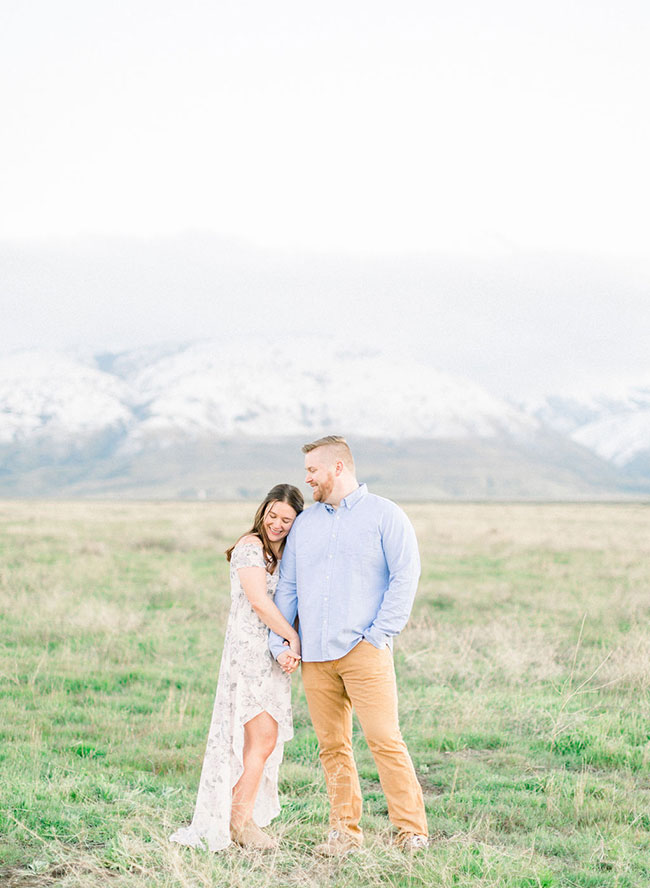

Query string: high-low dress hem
[169,541,292,852]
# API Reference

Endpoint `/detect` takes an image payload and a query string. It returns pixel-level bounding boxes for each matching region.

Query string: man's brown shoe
[230,820,278,850]
[314,829,362,857]
[395,832,428,852]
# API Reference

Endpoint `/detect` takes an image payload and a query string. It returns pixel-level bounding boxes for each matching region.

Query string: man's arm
[269,524,299,660]
[363,504,421,649]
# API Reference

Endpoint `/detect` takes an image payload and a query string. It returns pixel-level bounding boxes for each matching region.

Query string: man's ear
[335,460,344,476]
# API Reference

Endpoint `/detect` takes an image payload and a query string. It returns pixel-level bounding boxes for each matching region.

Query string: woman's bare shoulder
[236,534,263,549]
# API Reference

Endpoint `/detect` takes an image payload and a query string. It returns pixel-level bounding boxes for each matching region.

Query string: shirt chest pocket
[339,529,384,567]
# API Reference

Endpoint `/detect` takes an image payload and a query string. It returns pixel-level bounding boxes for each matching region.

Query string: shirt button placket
[322,510,339,658]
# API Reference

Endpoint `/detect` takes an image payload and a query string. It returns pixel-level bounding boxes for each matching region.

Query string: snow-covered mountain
[529,380,650,473]
[0,350,133,445]
[0,341,538,448]
[0,343,648,498]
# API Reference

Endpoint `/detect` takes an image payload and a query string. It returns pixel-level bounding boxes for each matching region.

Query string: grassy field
[1,500,649,888]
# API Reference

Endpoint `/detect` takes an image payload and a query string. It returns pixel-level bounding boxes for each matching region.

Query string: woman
[170,484,304,851]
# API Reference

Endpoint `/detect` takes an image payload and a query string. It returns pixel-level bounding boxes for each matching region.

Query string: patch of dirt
[0,863,118,887]
[416,771,447,795]
[0,864,66,888]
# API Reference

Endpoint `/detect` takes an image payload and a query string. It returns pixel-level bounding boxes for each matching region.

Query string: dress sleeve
[230,540,267,570]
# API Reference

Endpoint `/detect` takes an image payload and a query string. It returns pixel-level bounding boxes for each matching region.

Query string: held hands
[278,636,301,674]
[278,649,300,674]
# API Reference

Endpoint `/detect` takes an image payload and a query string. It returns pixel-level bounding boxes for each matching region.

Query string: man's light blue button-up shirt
[268,483,421,662]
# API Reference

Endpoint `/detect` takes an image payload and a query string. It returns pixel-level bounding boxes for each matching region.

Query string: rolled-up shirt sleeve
[363,505,420,649]
[268,525,299,660]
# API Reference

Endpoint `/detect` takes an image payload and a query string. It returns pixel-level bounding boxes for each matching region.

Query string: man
[269,435,428,855]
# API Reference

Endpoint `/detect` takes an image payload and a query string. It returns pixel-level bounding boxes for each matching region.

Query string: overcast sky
[1,1,649,398]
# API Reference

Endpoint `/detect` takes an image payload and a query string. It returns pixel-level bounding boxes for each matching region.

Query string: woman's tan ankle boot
[230,820,278,850]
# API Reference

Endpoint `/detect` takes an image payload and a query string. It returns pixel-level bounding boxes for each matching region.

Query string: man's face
[304,448,336,503]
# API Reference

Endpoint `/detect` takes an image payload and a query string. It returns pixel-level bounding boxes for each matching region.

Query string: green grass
[1,501,649,887]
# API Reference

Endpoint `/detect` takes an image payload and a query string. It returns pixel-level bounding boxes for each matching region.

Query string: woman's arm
[237,566,301,656]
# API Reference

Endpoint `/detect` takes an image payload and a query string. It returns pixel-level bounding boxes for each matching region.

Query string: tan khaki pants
[301,639,428,840]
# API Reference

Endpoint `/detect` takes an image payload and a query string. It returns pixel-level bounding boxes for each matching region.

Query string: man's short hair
[302,435,355,472]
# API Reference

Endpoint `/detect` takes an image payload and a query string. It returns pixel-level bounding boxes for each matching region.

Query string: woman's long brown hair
[225,483,304,573]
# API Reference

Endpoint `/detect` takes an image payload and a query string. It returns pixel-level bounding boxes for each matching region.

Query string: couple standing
[170,436,428,855]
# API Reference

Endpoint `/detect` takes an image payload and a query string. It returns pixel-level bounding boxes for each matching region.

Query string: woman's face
[263,500,297,543]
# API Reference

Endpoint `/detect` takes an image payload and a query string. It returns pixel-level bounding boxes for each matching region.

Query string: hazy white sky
[1,1,649,397]
[2,0,649,254]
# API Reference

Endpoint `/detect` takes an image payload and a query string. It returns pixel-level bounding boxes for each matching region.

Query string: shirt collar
[340,483,368,510]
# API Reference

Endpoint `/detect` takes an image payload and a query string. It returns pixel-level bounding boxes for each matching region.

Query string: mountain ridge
[1,343,648,500]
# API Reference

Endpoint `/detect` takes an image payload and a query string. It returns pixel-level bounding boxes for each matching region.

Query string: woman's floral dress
[169,540,293,851]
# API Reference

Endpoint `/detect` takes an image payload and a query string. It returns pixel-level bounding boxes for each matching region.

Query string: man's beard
[313,473,335,502]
